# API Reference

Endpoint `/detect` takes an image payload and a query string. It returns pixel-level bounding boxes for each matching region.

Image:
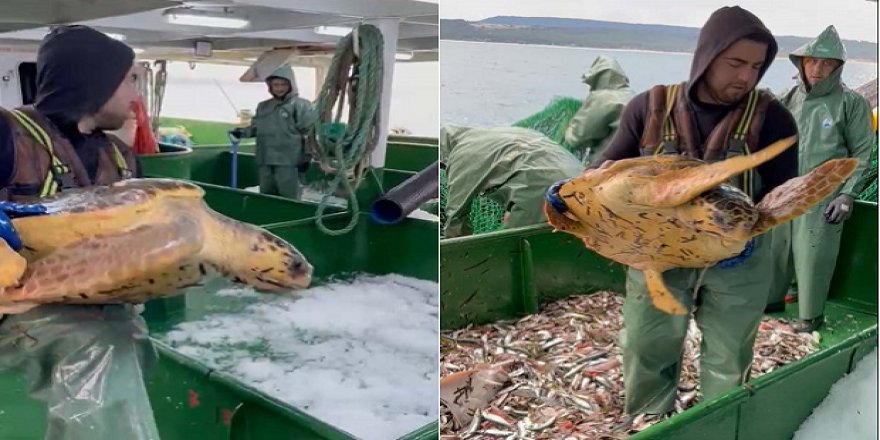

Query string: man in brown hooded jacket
[588,7,799,420]
[0,26,159,440]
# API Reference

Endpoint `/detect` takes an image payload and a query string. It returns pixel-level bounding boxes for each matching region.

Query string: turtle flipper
[751,158,858,236]
[59,263,206,304]
[0,219,204,311]
[643,269,688,315]
[0,302,39,314]
[630,135,797,207]
[0,240,26,288]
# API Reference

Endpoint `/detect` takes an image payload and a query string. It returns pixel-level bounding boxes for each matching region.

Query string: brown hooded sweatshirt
[590,6,798,203]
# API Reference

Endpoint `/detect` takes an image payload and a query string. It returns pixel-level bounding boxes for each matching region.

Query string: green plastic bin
[138,142,194,179]
[440,201,878,439]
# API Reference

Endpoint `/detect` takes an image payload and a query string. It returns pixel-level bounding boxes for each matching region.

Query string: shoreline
[440,39,880,64]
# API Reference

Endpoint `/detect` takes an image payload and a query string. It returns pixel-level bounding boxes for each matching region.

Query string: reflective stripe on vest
[10,110,134,193]
[9,109,68,197]
[653,86,760,199]
[110,141,132,179]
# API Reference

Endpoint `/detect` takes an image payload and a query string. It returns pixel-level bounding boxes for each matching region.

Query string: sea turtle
[543,135,858,315]
[0,178,313,314]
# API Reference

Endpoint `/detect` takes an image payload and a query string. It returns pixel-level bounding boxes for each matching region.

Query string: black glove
[229,128,245,139]
[824,194,854,224]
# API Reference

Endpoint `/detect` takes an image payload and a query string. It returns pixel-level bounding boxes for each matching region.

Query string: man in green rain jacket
[769,25,874,332]
[232,66,314,199]
[563,55,633,165]
[441,125,583,238]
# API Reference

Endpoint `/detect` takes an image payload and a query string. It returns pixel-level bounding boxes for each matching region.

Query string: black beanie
[34,25,135,122]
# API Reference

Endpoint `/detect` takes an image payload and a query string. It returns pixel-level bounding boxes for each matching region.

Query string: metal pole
[363,17,400,169]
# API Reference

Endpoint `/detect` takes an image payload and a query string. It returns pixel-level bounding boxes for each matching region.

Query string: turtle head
[543,174,601,236]
[228,230,314,291]
[543,190,582,234]
[201,214,314,291]
[544,160,623,210]
[543,159,652,236]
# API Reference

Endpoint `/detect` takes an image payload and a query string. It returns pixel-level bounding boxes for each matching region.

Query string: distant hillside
[440,17,878,62]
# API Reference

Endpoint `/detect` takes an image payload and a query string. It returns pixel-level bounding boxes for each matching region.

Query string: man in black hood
[587,7,799,420]
[0,26,160,439]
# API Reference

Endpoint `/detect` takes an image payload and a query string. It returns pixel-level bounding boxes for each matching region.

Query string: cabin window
[18,62,37,105]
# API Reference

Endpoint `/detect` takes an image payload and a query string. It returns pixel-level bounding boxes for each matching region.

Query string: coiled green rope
[307,24,384,235]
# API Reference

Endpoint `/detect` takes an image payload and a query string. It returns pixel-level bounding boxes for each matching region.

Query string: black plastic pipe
[369,160,440,224]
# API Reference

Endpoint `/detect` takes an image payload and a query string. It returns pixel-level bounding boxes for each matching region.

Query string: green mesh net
[856,135,878,203]
[439,97,580,237]
[439,167,505,237]
[511,97,583,147]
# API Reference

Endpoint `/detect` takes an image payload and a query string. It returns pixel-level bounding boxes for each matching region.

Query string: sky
[438,0,879,43]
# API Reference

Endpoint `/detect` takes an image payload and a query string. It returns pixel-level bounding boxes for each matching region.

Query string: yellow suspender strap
[734,90,758,198]
[734,89,759,142]
[8,109,67,196]
[110,142,130,177]
[654,84,679,155]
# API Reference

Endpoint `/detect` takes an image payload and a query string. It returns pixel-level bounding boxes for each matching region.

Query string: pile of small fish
[439,291,820,439]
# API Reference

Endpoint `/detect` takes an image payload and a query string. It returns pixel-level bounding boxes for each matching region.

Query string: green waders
[258,165,303,199]
[621,233,773,414]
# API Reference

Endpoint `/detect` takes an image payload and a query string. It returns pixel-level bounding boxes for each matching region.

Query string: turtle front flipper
[629,135,797,207]
[643,269,688,315]
[750,158,858,236]
[0,302,39,314]
[61,263,207,304]
[0,240,26,288]
[0,219,204,312]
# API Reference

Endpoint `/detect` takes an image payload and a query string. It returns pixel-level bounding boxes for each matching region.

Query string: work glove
[0,201,48,251]
[714,237,755,269]
[229,128,245,140]
[824,194,854,224]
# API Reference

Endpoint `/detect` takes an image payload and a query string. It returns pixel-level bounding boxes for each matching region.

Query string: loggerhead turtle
[543,135,858,316]
[0,178,313,314]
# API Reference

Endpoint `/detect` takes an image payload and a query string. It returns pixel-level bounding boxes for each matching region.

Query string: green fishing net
[856,135,878,203]
[439,167,506,237]
[511,97,583,147]
[439,97,580,237]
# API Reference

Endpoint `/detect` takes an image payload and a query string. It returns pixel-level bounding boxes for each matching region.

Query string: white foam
[160,273,438,440]
[793,348,878,440]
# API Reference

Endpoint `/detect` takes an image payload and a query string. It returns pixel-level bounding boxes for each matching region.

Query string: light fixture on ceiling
[163,7,250,29]
[314,25,353,37]
[395,52,414,61]
[132,47,145,54]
